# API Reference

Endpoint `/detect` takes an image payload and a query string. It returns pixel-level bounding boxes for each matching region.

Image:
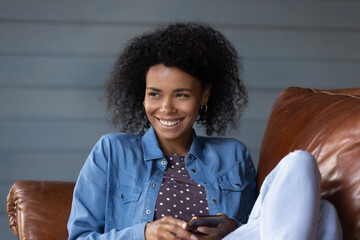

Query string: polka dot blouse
[154,154,209,221]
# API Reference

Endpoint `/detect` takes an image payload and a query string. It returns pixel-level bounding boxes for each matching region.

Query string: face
[144,64,210,145]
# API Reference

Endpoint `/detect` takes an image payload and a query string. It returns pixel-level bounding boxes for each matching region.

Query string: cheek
[143,100,154,116]
[182,102,200,117]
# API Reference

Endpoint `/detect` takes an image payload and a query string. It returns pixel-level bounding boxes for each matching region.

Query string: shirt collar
[142,126,164,161]
[187,130,204,162]
[142,126,204,162]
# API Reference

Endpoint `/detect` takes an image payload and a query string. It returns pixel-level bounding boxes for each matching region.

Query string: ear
[201,83,212,105]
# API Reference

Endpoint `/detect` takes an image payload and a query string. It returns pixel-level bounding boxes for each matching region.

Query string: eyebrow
[174,88,193,92]
[146,87,193,92]
[146,87,162,92]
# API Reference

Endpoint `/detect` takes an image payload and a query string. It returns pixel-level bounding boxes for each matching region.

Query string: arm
[239,149,257,224]
[67,136,146,240]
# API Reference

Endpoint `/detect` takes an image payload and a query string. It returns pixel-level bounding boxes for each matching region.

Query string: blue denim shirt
[67,127,257,240]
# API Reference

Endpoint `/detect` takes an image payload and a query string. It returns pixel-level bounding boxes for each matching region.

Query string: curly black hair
[106,22,248,136]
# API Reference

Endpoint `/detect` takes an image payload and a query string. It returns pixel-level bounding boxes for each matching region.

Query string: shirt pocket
[110,184,142,204]
[107,184,143,230]
[216,164,248,218]
[217,164,248,191]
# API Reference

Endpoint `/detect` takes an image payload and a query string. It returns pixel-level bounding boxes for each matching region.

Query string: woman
[67,22,342,240]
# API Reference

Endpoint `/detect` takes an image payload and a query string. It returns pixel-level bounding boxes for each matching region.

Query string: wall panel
[0,88,106,119]
[0,56,114,87]
[0,152,86,182]
[1,1,359,29]
[2,23,360,60]
[1,56,359,89]
[0,120,112,150]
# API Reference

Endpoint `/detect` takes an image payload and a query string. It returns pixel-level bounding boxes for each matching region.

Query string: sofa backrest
[257,87,360,240]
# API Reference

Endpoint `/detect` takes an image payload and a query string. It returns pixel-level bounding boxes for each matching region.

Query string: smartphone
[187,215,225,231]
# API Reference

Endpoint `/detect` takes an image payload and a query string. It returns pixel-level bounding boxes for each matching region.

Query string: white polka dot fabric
[154,155,209,221]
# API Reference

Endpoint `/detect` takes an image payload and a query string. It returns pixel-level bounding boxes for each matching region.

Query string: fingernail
[197,227,205,232]
[190,235,198,240]
[182,222,187,229]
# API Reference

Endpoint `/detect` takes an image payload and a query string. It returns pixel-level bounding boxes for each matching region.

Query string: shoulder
[198,136,249,153]
[197,136,251,163]
[196,136,255,179]
[88,133,144,167]
[100,132,142,144]
[93,132,143,152]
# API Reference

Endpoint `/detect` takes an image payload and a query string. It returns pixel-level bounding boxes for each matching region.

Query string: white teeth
[159,119,181,126]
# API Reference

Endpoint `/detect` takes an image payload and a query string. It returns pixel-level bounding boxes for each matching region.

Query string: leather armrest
[7,180,75,240]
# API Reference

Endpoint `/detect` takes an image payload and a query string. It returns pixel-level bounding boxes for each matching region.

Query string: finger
[146,220,191,240]
[195,216,237,239]
[190,232,212,240]
[161,231,189,240]
[161,215,188,229]
[195,213,228,235]
[158,218,194,240]
[196,226,218,235]
[168,226,194,240]
[189,234,199,240]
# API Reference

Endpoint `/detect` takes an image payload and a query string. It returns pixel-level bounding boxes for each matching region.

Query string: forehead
[146,64,200,89]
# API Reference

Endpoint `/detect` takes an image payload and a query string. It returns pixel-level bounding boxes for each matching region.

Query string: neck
[157,133,193,157]
[160,143,191,156]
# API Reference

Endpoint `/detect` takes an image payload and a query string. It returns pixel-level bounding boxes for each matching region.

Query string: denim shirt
[67,127,257,240]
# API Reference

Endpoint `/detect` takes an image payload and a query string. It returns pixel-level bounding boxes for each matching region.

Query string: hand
[191,213,238,240]
[145,216,195,240]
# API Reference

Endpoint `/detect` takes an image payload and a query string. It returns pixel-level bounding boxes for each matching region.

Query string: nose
[160,97,175,113]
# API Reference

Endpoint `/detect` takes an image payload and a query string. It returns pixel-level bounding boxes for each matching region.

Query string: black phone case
[187,215,225,230]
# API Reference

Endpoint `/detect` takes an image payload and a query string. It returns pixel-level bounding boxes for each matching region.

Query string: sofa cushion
[257,87,360,240]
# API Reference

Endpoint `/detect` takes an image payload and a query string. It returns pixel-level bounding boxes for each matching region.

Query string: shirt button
[160,160,166,165]
[146,209,151,214]
[191,169,196,173]
[152,183,156,188]
[211,199,216,204]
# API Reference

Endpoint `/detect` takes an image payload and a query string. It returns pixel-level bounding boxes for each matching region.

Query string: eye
[148,92,160,97]
[175,93,189,98]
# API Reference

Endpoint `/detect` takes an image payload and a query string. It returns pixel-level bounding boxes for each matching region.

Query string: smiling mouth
[157,118,182,127]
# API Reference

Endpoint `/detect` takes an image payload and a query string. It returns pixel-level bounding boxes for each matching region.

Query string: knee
[279,150,321,182]
[281,150,315,167]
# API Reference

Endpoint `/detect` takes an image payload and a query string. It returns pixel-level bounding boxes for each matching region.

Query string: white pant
[223,150,342,240]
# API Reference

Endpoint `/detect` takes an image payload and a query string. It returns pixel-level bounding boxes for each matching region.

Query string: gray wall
[1,1,359,238]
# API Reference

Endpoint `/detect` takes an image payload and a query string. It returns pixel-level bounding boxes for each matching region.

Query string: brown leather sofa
[7,87,360,240]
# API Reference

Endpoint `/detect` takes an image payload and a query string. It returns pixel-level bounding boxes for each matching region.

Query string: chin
[153,125,192,141]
